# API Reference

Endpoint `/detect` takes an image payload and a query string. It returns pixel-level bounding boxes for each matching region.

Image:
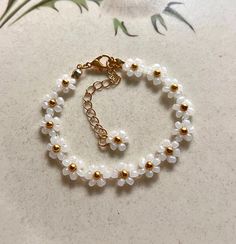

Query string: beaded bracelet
[40,55,194,187]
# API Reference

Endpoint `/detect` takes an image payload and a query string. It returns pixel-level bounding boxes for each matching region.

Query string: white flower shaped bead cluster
[85,165,111,187]
[42,91,64,114]
[122,59,184,99]
[47,136,68,160]
[122,58,144,77]
[173,96,194,119]
[106,130,129,152]
[157,139,180,164]
[62,156,84,180]
[40,57,194,189]
[40,114,61,136]
[55,74,76,93]
[172,120,194,142]
[146,64,167,85]
[112,162,138,186]
[162,78,183,98]
[139,154,161,178]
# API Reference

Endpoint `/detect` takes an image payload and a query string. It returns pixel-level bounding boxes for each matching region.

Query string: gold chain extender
[72,55,124,148]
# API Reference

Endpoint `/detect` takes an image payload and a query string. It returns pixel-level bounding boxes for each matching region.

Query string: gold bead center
[180,127,188,135]
[180,103,188,111]
[119,169,129,179]
[72,68,82,80]
[62,79,69,87]
[165,146,173,155]
[49,99,57,107]
[131,63,138,71]
[46,121,54,129]
[153,70,161,77]
[145,161,154,170]
[52,144,61,153]
[69,163,77,172]
[114,136,122,144]
[93,171,102,180]
[170,83,178,92]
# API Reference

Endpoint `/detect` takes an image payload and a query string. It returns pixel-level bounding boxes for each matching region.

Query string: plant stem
[0,0,17,22]
[0,0,31,28]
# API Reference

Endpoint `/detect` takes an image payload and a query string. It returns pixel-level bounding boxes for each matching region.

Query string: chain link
[77,55,124,148]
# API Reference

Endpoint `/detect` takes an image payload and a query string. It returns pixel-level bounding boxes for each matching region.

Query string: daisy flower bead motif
[162,78,183,98]
[62,156,84,181]
[122,58,144,78]
[172,120,194,142]
[106,130,129,151]
[85,165,111,187]
[42,91,64,114]
[47,136,68,160]
[157,139,180,164]
[112,162,138,187]
[55,74,76,93]
[146,64,167,85]
[139,154,161,178]
[40,55,195,189]
[40,114,61,136]
[173,96,194,119]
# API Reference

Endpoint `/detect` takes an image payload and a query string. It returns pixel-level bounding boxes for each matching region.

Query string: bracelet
[40,55,194,188]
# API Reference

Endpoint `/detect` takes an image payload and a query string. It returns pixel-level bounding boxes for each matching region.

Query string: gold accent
[46,121,54,129]
[165,146,173,155]
[131,63,138,71]
[119,169,129,179]
[89,55,124,71]
[49,99,57,107]
[145,161,154,170]
[180,127,188,135]
[180,103,188,111]
[52,144,61,153]
[114,136,122,144]
[153,70,161,77]
[93,171,102,180]
[69,163,77,172]
[72,68,82,80]
[170,83,178,92]
[80,55,124,148]
[62,79,69,87]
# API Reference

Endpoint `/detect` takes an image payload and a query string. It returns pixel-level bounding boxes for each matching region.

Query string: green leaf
[167,2,184,7]
[163,6,195,32]
[73,0,88,11]
[151,14,167,35]
[9,0,63,26]
[10,0,100,26]
[0,0,31,28]
[0,0,18,21]
[113,18,137,37]
[88,0,102,6]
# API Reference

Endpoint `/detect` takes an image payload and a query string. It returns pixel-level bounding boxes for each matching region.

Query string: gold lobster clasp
[90,55,124,72]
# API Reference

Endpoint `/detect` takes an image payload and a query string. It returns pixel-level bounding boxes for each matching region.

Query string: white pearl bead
[126,177,134,185]
[117,179,125,187]
[119,144,126,151]
[146,171,153,178]
[41,58,194,188]
[97,179,106,187]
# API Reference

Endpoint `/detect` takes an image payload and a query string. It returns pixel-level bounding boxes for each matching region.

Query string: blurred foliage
[0,0,194,36]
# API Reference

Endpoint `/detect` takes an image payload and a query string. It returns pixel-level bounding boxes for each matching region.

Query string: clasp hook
[90,55,124,71]
[90,55,111,71]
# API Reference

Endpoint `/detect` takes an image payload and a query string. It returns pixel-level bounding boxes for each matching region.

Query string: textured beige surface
[0,0,236,243]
